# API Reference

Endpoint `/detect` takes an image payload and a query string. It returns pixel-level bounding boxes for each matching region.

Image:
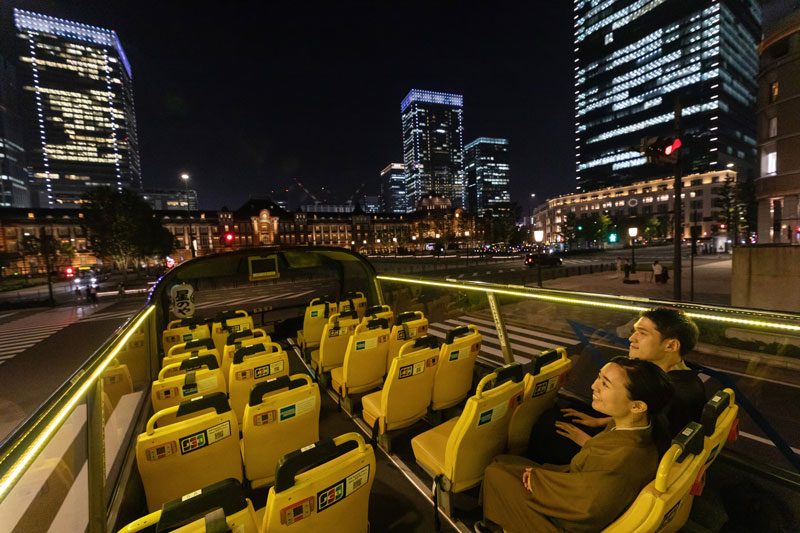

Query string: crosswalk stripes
[426,315,580,367]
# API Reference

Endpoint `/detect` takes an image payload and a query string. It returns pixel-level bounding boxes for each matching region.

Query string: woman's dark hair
[640,308,699,357]
[610,356,675,456]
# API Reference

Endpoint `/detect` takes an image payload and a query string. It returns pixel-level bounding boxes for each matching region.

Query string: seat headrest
[365,305,387,316]
[413,335,439,350]
[445,325,471,345]
[338,310,359,321]
[531,349,561,376]
[155,478,246,533]
[396,311,420,326]
[249,375,310,406]
[365,318,389,330]
[178,317,205,328]
[179,353,219,371]
[175,391,231,418]
[494,363,524,386]
[226,329,258,346]
[232,343,269,365]
[672,421,705,463]
[182,338,215,352]
[274,437,359,493]
[700,390,731,437]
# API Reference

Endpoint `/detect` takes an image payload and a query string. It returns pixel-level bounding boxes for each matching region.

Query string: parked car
[525,253,563,267]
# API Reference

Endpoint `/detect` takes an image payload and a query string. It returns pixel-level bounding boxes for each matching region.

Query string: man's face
[628,317,670,362]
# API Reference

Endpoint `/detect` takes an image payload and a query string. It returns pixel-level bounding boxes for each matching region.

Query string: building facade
[380,163,406,213]
[13,9,141,208]
[534,170,738,244]
[756,9,800,244]
[574,0,761,192]
[401,89,465,210]
[464,137,511,214]
[141,188,199,211]
[0,55,30,208]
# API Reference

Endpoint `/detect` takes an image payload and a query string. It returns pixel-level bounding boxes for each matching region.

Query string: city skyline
[0,1,575,210]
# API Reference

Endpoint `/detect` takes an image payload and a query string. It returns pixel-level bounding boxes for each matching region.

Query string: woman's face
[591,363,637,418]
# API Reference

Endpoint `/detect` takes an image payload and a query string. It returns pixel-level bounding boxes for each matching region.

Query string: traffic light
[640,136,682,164]
[609,233,618,243]
[223,232,234,245]
[65,267,74,278]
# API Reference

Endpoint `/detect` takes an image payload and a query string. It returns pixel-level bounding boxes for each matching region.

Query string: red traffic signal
[640,136,682,164]
[719,224,726,229]
[664,138,682,156]
[223,232,234,244]
[65,267,74,277]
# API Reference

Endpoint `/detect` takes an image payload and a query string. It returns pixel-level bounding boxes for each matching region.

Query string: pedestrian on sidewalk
[623,259,631,280]
[74,286,82,305]
[652,260,663,283]
[615,257,623,279]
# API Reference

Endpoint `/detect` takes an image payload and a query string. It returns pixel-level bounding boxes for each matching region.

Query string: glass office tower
[380,163,407,213]
[0,54,29,207]
[464,137,511,214]
[401,89,465,211]
[574,0,760,192]
[13,9,141,207]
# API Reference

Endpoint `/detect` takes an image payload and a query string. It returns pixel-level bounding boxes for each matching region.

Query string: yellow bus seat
[362,335,439,438]
[228,342,289,424]
[691,389,739,497]
[363,304,394,329]
[339,291,368,319]
[211,310,253,357]
[331,318,390,400]
[296,297,337,357]
[506,348,572,455]
[162,317,210,356]
[261,432,375,533]
[163,343,220,371]
[310,311,360,375]
[152,356,227,427]
[102,362,133,409]
[116,478,259,533]
[136,392,243,512]
[430,325,481,411]
[168,337,216,359]
[411,364,525,516]
[221,328,270,381]
[241,375,321,487]
[386,311,428,373]
[603,421,709,533]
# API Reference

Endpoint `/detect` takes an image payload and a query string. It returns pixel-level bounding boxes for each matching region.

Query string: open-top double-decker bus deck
[1,247,799,532]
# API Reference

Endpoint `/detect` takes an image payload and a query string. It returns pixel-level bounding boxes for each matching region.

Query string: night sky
[3,1,576,211]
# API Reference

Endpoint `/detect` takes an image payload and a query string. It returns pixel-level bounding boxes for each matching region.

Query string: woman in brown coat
[477,357,674,533]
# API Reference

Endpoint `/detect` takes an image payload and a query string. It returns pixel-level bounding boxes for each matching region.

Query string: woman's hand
[561,408,609,428]
[522,467,534,492]
[554,421,591,447]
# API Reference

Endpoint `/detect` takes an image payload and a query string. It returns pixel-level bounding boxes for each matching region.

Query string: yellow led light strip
[0,305,155,502]
[376,275,800,333]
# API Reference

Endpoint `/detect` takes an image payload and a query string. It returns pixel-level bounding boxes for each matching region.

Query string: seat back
[221,328,270,381]
[298,297,337,350]
[242,375,321,486]
[316,311,360,373]
[339,318,391,397]
[262,433,375,533]
[339,291,368,319]
[210,310,253,356]
[102,362,133,408]
[506,348,572,454]
[152,355,227,426]
[163,343,221,370]
[602,422,709,533]
[228,342,289,424]
[363,304,394,329]
[136,393,243,512]
[431,325,481,411]
[386,311,427,372]
[444,364,525,492]
[379,336,439,432]
[117,479,260,533]
[699,389,738,467]
[162,318,210,356]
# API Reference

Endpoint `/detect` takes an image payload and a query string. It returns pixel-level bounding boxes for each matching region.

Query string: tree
[82,187,175,277]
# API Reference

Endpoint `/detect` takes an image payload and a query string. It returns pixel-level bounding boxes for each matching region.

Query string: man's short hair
[640,308,699,356]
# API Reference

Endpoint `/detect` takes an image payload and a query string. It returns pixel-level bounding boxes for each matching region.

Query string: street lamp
[628,226,638,273]
[181,173,196,258]
[534,229,545,288]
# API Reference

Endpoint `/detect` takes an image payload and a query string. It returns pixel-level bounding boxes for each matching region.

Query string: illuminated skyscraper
[380,163,406,213]
[400,89,464,211]
[0,54,29,207]
[574,0,760,192]
[464,137,511,214]
[13,9,141,207]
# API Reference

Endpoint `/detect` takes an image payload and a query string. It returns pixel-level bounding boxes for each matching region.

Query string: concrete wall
[732,245,800,312]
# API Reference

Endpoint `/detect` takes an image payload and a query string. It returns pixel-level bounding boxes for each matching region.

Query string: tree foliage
[82,187,175,273]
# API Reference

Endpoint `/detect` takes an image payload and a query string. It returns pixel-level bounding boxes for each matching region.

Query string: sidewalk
[539,258,732,306]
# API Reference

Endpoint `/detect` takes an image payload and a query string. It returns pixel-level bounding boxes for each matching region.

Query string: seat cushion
[310,349,320,370]
[361,391,382,429]
[330,367,344,395]
[411,417,459,479]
